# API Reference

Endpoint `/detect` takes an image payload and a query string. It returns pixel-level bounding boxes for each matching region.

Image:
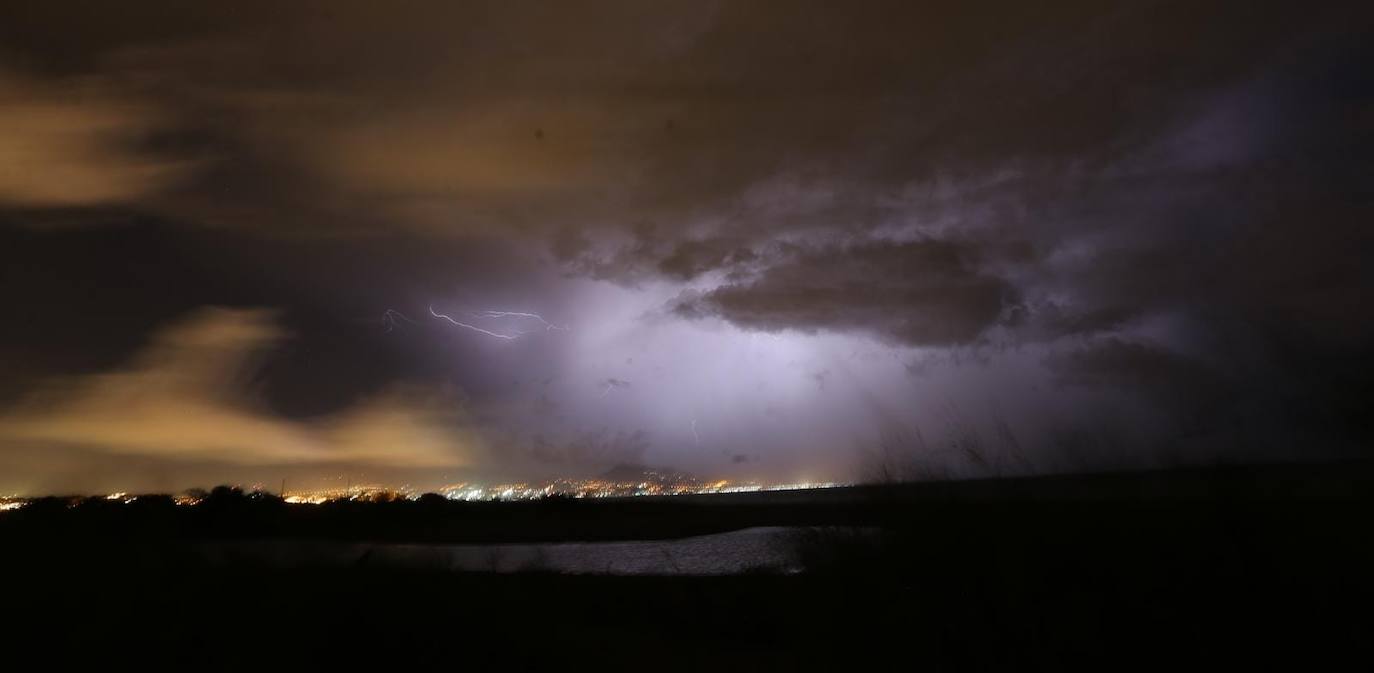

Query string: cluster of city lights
[278,478,841,504]
[0,479,843,511]
[426,477,841,502]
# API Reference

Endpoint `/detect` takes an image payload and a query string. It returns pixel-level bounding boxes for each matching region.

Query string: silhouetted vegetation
[3,464,1372,668]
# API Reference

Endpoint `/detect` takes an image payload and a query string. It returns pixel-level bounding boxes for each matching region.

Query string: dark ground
[2,464,1371,669]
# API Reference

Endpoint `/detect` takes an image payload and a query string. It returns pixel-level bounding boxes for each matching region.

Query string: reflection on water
[199,526,813,575]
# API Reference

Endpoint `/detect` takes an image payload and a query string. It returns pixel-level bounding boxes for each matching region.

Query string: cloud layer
[0,308,477,470]
[0,2,1371,489]
[0,71,189,207]
[675,240,1015,346]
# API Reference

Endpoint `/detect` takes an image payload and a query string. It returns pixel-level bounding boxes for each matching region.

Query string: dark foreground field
[3,464,1372,669]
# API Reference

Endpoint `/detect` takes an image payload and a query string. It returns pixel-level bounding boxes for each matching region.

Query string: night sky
[1,1,1371,494]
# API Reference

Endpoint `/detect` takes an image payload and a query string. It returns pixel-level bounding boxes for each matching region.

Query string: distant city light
[0,477,845,511]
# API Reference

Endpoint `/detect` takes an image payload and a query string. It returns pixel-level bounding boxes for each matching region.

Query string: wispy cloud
[0,307,478,468]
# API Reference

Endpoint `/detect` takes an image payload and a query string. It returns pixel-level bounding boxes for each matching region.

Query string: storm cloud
[0,1,1371,491]
[675,240,1015,346]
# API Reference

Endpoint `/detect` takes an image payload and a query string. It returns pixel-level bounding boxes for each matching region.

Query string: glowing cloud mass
[0,0,1371,494]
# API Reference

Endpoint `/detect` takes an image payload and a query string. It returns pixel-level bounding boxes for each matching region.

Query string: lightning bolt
[599,378,630,398]
[427,305,569,340]
[429,305,521,340]
[471,311,568,332]
[382,309,418,333]
[691,418,700,445]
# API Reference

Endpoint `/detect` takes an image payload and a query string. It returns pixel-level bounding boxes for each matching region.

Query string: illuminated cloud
[0,308,477,468]
[0,72,189,208]
[0,1,1371,492]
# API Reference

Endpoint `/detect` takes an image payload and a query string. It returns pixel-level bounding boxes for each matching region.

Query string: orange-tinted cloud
[0,72,191,208]
[0,307,478,468]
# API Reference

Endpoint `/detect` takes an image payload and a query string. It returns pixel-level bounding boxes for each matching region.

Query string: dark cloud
[1,1,1373,488]
[1046,338,1223,400]
[675,240,1016,346]
[566,230,763,285]
[657,239,758,281]
[0,1,1349,238]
